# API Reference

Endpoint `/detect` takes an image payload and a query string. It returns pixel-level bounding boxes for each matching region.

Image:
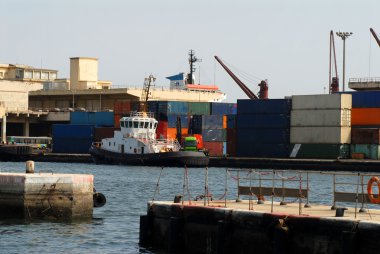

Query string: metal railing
[349,77,380,83]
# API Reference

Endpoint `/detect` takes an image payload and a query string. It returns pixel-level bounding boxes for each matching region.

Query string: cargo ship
[89,111,209,167]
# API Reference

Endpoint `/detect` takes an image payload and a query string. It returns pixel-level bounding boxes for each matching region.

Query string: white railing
[349,77,380,83]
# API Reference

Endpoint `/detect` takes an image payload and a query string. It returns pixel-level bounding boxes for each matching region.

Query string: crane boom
[370,28,380,47]
[214,56,259,99]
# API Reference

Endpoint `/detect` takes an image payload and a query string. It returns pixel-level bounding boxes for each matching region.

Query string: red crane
[370,28,380,47]
[214,56,268,99]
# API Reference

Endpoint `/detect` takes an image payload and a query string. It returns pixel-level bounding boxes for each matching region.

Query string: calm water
[0,162,376,253]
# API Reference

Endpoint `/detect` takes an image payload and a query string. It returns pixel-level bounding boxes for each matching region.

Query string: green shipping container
[350,144,380,160]
[188,102,210,115]
[289,144,350,159]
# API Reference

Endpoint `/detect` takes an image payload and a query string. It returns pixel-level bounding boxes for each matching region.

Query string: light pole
[336,31,353,92]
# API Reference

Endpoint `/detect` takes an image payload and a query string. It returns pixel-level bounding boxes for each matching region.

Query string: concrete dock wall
[0,173,94,221]
[140,202,380,254]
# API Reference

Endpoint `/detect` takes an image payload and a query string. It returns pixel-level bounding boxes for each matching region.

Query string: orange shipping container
[352,108,380,126]
[167,127,188,140]
[223,115,227,129]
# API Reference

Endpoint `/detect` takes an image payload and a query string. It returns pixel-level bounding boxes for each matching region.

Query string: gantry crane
[329,30,339,93]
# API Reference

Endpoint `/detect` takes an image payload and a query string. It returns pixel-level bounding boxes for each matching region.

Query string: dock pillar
[23,118,30,136]
[1,114,6,143]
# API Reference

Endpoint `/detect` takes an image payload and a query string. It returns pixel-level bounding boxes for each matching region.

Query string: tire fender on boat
[367,176,380,204]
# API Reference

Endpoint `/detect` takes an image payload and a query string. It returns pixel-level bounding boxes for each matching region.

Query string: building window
[33,71,41,79]
[49,72,57,80]
[41,72,48,80]
[15,69,23,79]
[0,72,3,78]
[24,71,32,79]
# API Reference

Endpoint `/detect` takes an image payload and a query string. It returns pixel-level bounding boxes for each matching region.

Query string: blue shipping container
[237,114,290,129]
[227,115,236,129]
[71,112,114,126]
[202,115,223,129]
[202,129,226,142]
[237,99,292,114]
[158,101,189,115]
[52,124,94,139]
[236,128,290,144]
[167,114,189,128]
[189,115,202,134]
[53,137,93,154]
[236,143,290,158]
[211,103,237,115]
[342,91,380,108]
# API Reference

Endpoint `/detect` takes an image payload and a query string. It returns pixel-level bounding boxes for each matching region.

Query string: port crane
[370,28,380,47]
[329,30,339,93]
[214,56,268,99]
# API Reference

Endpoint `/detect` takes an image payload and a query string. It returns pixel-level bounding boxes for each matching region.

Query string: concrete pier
[0,172,95,221]
[140,201,380,254]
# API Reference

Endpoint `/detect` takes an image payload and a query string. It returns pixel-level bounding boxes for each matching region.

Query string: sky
[1,0,380,102]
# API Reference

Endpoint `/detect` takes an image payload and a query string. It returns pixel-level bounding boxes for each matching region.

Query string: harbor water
[0,162,375,253]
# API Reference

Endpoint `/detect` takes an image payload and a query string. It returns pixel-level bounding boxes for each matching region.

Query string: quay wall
[0,173,94,221]
[140,202,380,254]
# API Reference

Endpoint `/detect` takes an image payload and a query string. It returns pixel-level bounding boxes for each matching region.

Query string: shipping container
[292,94,352,110]
[30,123,51,137]
[204,141,224,156]
[236,143,290,158]
[158,101,188,115]
[351,128,380,144]
[113,101,131,114]
[237,99,292,115]
[94,127,120,142]
[226,128,236,143]
[52,124,94,139]
[189,115,203,134]
[236,128,290,144]
[343,91,380,108]
[352,108,380,126]
[53,137,92,154]
[202,115,224,129]
[167,114,189,128]
[70,112,114,127]
[188,102,210,115]
[291,109,351,127]
[227,115,236,129]
[156,121,168,139]
[166,127,188,140]
[237,114,290,129]
[227,142,236,156]
[350,144,380,160]
[131,101,140,112]
[211,103,237,115]
[289,143,350,159]
[290,127,351,144]
[202,129,227,142]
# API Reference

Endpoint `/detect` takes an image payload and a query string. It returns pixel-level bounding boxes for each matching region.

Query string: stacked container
[113,101,132,127]
[236,99,292,158]
[290,94,352,159]
[347,91,380,159]
[202,115,226,156]
[155,101,189,139]
[52,124,94,154]
[70,112,114,127]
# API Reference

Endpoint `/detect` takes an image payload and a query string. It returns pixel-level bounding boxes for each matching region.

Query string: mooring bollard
[25,160,35,174]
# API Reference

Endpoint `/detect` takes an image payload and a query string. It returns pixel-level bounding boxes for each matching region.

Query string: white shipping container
[292,94,352,110]
[291,109,351,127]
[290,126,351,144]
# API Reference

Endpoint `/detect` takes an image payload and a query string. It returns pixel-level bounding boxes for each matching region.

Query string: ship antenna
[188,50,201,84]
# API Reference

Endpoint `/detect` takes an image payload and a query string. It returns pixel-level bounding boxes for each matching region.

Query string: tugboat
[89,75,209,167]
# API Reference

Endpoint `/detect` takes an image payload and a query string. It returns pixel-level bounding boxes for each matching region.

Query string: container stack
[155,101,189,139]
[236,99,292,158]
[289,94,352,159]
[349,91,380,159]
[113,101,132,127]
[52,124,94,154]
[202,115,226,156]
[70,112,114,127]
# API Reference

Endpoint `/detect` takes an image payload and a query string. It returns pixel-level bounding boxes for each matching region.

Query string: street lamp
[336,31,353,92]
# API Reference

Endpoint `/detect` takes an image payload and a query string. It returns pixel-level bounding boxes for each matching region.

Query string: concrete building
[0,64,58,83]
[70,57,111,90]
